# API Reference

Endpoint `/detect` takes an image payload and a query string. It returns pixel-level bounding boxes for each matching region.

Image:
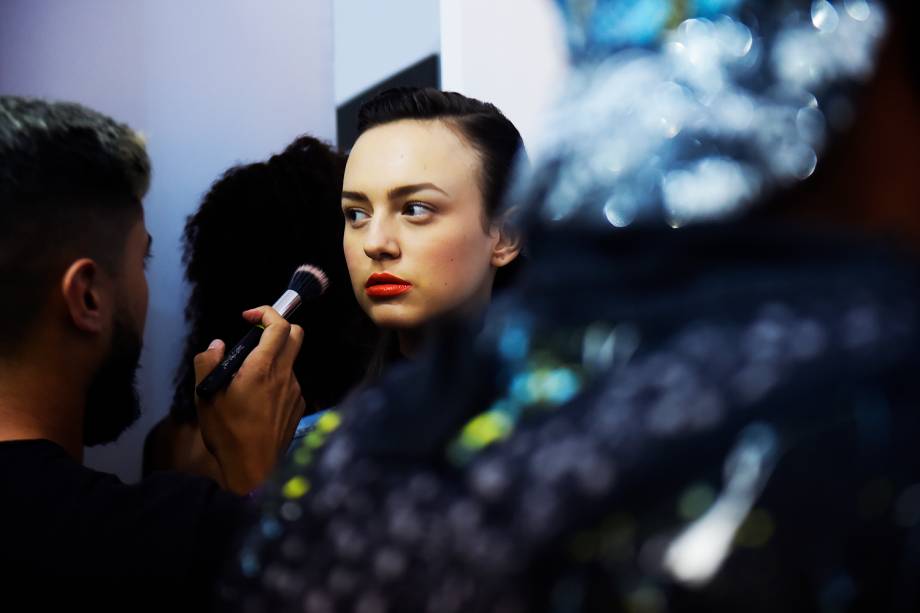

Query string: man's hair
[0,96,150,354]
[356,87,526,289]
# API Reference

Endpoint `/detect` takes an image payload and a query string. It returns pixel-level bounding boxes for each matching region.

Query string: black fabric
[0,438,252,610]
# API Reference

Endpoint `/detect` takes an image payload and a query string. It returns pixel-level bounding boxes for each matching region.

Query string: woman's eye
[345,209,369,223]
[403,202,433,218]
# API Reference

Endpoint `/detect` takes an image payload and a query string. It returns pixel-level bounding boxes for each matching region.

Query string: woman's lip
[365,272,412,298]
[365,284,413,298]
[365,272,411,288]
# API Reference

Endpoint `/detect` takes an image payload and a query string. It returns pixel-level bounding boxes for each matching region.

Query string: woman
[282,88,527,450]
[341,87,525,363]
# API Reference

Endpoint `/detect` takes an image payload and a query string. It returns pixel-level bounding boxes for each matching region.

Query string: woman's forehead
[343,119,480,192]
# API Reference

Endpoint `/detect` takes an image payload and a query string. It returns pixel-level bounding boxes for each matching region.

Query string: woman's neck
[396,328,425,359]
[393,288,495,360]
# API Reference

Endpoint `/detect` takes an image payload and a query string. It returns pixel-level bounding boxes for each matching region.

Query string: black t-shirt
[0,438,253,610]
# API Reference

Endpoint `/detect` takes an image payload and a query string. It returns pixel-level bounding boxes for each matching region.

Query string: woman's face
[342,119,511,331]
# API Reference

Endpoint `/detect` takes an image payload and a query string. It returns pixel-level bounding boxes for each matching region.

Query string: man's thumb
[193,339,225,386]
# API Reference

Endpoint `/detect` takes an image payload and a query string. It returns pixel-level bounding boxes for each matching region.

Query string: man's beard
[82,313,143,447]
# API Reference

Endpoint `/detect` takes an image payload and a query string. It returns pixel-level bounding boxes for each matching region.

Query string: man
[0,96,304,606]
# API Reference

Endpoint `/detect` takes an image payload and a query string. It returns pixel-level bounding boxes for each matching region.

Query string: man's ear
[490,217,523,268]
[60,259,108,334]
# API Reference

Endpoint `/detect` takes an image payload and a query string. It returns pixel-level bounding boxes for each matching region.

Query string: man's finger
[276,324,304,372]
[242,306,292,361]
[193,339,225,387]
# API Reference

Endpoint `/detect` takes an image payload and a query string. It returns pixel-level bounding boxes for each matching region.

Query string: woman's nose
[363,217,400,261]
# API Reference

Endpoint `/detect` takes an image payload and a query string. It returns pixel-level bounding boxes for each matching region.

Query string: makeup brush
[195,264,329,401]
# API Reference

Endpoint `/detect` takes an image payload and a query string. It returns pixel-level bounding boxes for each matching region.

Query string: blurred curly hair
[170,135,376,423]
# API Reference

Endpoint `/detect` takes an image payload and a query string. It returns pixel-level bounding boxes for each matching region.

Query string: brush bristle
[289,264,329,298]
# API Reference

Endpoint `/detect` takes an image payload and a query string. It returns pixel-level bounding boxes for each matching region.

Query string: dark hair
[169,135,376,423]
[0,96,150,354]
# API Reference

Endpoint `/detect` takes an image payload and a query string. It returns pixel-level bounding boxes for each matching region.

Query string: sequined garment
[220,1,919,611]
[517,0,887,229]
[222,222,920,612]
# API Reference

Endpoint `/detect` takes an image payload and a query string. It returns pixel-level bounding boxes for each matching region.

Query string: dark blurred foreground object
[222,1,920,611]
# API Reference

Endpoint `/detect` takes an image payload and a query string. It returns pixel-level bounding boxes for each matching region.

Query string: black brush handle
[195,326,264,401]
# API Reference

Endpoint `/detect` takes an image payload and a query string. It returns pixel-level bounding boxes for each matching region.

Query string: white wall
[439,0,569,152]
[0,0,336,483]
[334,0,440,106]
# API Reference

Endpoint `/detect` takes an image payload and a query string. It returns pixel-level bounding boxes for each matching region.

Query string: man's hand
[193,306,305,495]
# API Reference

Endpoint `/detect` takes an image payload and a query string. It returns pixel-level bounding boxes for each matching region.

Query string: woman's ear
[60,258,107,334]
[491,218,522,268]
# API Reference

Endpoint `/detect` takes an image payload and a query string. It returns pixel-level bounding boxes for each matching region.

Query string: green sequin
[282,476,310,499]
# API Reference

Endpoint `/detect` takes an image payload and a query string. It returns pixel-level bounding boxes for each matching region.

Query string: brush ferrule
[272,289,303,319]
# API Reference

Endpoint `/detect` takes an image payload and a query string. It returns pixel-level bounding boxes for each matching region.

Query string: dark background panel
[336,53,440,152]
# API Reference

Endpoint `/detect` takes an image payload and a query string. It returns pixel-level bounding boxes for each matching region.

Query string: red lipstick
[365,272,412,298]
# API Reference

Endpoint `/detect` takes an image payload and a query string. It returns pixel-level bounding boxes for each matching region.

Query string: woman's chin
[367,304,427,331]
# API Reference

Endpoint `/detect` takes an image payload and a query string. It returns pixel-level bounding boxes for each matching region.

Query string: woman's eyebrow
[341,190,370,203]
[342,183,450,203]
[388,183,450,200]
